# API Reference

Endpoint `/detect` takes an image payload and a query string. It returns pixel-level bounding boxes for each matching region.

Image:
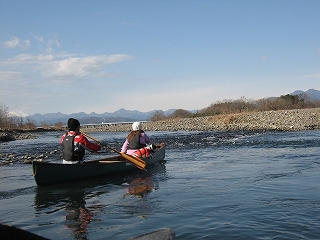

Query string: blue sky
[0,0,319,116]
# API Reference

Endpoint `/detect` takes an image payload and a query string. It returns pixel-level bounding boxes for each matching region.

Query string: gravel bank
[1,108,319,143]
[1,108,319,165]
[84,108,320,132]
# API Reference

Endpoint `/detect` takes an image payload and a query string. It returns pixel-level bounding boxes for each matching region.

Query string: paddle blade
[120,153,146,170]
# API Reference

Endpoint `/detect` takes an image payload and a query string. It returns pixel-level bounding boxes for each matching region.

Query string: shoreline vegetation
[1,93,320,142]
[1,108,319,142]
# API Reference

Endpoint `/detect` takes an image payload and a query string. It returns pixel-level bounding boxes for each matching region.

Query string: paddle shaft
[82,133,120,154]
[81,132,146,170]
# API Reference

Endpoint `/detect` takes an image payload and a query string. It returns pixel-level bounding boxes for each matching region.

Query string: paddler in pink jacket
[121,122,151,156]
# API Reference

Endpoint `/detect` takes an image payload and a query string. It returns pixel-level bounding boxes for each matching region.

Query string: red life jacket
[133,147,151,158]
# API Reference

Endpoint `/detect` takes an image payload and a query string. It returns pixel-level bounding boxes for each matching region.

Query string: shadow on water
[33,163,167,239]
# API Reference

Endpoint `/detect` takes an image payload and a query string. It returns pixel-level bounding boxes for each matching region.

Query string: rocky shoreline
[1,108,319,143]
[1,108,319,165]
[0,131,39,142]
[0,128,60,143]
[85,108,320,132]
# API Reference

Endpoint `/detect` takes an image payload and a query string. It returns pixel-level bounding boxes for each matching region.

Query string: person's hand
[146,143,156,150]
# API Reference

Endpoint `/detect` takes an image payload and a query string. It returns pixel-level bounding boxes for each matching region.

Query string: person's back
[60,118,101,164]
[121,122,150,156]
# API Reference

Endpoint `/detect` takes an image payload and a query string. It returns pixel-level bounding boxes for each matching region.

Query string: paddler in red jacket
[60,118,102,164]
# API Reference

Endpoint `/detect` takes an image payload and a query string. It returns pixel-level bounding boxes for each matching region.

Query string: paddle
[81,132,146,170]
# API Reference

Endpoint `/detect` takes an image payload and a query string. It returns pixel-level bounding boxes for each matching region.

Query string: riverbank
[0,131,38,142]
[1,108,319,143]
[0,128,60,142]
[86,108,320,132]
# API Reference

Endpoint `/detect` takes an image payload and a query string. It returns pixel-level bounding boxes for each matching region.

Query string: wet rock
[0,131,38,142]
[0,132,15,142]
[34,158,44,162]
[49,150,57,154]
[2,160,11,165]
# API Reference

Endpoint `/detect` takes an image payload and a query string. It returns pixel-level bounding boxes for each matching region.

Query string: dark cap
[67,118,80,131]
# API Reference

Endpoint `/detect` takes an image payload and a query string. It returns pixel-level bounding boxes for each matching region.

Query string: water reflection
[123,163,166,198]
[34,186,95,240]
[64,195,93,240]
[112,164,167,222]
[33,163,167,239]
[125,177,154,198]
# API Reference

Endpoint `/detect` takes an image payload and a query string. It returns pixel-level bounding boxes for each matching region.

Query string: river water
[0,130,319,239]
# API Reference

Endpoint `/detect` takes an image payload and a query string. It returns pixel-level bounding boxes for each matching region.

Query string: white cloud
[8,54,55,63]
[1,37,30,49]
[1,35,133,81]
[32,34,61,53]
[1,53,134,79]
[40,54,134,78]
[0,71,26,82]
[33,34,45,43]
[46,37,61,53]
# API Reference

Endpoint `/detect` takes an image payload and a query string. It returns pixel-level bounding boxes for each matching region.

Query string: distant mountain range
[23,108,176,126]
[20,88,320,126]
[290,88,320,100]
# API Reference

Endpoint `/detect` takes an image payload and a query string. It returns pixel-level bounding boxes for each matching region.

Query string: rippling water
[0,130,319,239]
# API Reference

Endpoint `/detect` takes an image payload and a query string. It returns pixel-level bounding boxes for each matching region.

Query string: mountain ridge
[24,109,177,126]
[290,88,320,100]
[20,89,320,125]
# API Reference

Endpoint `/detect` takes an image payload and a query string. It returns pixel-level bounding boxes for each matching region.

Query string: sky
[0,0,319,116]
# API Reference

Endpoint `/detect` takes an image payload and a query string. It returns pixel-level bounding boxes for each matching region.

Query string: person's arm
[77,135,101,152]
[121,139,129,153]
[140,133,150,144]
[60,133,66,145]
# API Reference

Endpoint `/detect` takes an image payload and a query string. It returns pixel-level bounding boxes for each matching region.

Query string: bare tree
[169,109,192,118]
[54,121,64,130]
[41,121,50,129]
[0,102,9,129]
[150,110,166,121]
[23,118,37,130]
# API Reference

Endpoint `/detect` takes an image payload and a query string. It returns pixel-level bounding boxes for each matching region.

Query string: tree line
[0,102,63,131]
[1,93,320,130]
[150,93,320,121]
